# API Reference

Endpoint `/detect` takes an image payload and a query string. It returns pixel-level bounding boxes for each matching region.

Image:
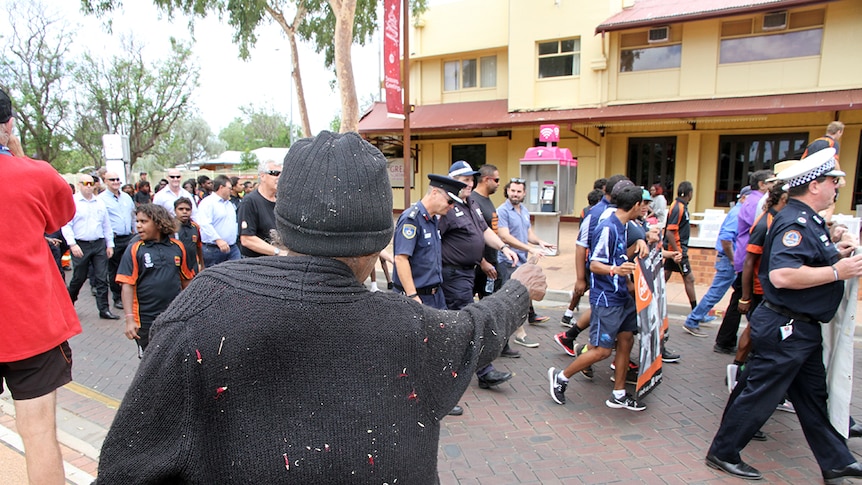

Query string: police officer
[392,174,465,310]
[706,147,862,482]
[439,161,520,391]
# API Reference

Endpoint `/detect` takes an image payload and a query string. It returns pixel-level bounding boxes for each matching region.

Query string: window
[715,133,807,206]
[538,38,580,78]
[719,9,825,64]
[443,56,497,91]
[627,137,676,195]
[451,145,486,168]
[620,45,682,72]
[720,29,823,63]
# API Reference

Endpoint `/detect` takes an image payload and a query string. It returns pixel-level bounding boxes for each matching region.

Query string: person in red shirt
[0,88,81,485]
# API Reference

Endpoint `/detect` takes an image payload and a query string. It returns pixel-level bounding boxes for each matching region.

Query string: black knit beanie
[275,131,394,257]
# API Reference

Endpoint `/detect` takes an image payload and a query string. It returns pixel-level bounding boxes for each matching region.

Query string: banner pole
[402,0,411,209]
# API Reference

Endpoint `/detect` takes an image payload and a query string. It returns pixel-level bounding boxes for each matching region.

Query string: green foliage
[237,150,260,171]
[72,36,199,169]
[218,105,293,151]
[151,115,225,167]
[0,0,75,165]
[329,114,341,133]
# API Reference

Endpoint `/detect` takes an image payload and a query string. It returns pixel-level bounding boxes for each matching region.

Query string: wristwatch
[273,247,281,256]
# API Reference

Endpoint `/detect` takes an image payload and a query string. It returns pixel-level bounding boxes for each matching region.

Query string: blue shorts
[589,298,637,349]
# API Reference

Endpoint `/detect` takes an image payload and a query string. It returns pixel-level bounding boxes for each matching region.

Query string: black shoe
[99,311,120,320]
[705,454,763,480]
[548,367,567,405]
[387,282,394,290]
[662,347,681,363]
[114,300,124,310]
[713,344,736,355]
[448,405,463,416]
[751,430,767,441]
[500,345,521,358]
[823,462,862,484]
[610,367,639,385]
[477,370,512,389]
[850,423,862,438]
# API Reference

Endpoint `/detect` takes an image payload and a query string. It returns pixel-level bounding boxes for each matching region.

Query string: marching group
[4,75,862,482]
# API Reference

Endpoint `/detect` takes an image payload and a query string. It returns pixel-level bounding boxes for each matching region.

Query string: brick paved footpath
[4,277,862,483]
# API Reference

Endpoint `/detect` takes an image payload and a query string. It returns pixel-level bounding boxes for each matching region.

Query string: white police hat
[776,148,844,188]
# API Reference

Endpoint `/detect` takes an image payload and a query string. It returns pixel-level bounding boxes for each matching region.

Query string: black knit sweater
[96,256,530,484]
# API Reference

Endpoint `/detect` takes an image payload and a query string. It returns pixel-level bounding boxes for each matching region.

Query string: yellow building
[359,0,862,215]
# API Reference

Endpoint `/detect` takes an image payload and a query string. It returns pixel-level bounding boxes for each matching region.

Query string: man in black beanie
[96,131,547,484]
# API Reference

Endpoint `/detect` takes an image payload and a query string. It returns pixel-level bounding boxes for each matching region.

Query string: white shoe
[776,399,796,413]
[726,364,738,393]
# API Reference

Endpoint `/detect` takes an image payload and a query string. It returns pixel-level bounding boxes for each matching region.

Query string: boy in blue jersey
[548,185,646,411]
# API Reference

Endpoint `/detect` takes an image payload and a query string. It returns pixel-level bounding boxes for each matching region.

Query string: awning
[595,0,833,34]
[357,89,862,135]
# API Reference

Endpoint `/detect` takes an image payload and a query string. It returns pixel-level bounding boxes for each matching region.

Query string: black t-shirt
[472,192,499,264]
[237,189,277,258]
[175,221,202,274]
[116,236,193,325]
[134,191,152,206]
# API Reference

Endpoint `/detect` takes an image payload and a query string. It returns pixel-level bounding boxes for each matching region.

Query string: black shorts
[0,341,73,400]
[663,254,692,276]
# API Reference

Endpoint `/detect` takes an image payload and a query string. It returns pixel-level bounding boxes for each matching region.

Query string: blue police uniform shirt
[589,213,630,307]
[760,198,843,322]
[392,201,443,290]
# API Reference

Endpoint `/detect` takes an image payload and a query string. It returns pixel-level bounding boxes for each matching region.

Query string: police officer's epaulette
[405,206,420,220]
[792,210,809,226]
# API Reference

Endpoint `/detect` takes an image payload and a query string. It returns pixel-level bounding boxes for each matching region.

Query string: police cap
[428,174,466,204]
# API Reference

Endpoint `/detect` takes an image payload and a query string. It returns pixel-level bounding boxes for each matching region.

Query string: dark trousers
[68,239,110,313]
[715,273,763,349]
[108,234,133,303]
[442,264,496,377]
[708,304,854,471]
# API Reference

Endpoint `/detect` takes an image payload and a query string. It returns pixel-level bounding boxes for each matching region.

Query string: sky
[48,1,386,137]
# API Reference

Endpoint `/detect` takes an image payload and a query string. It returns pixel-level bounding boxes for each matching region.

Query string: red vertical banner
[383,0,404,118]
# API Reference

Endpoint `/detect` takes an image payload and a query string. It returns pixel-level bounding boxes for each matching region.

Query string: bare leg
[613,332,635,391]
[735,325,752,363]
[15,391,65,485]
[683,272,697,308]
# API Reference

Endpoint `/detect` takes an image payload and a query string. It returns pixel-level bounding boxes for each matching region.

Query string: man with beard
[496,178,556,347]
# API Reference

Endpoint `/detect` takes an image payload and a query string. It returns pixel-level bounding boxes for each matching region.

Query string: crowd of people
[3,80,862,482]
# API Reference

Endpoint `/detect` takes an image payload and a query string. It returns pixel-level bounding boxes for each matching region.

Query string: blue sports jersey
[589,213,630,307]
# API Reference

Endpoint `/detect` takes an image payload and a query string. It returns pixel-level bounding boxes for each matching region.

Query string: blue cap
[448,160,480,178]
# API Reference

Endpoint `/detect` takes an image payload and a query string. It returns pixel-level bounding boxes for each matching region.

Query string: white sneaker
[776,399,796,413]
[726,364,738,393]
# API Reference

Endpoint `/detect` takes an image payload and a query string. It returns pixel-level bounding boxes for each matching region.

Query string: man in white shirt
[62,174,118,319]
[98,171,136,310]
[197,175,240,267]
[153,168,197,217]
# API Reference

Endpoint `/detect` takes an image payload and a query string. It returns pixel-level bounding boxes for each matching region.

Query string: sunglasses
[106,178,120,182]
[168,175,182,179]
[510,178,526,183]
[490,177,500,183]
[266,170,282,177]
[80,181,95,187]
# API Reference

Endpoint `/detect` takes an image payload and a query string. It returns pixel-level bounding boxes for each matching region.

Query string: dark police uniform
[708,198,853,472]
[439,197,489,310]
[116,236,194,351]
[392,201,446,310]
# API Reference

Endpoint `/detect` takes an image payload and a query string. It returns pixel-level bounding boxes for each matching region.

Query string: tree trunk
[329,0,359,133]
[265,2,312,139]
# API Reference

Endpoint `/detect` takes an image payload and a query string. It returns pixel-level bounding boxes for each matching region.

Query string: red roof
[357,89,862,134]
[596,0,833,33]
